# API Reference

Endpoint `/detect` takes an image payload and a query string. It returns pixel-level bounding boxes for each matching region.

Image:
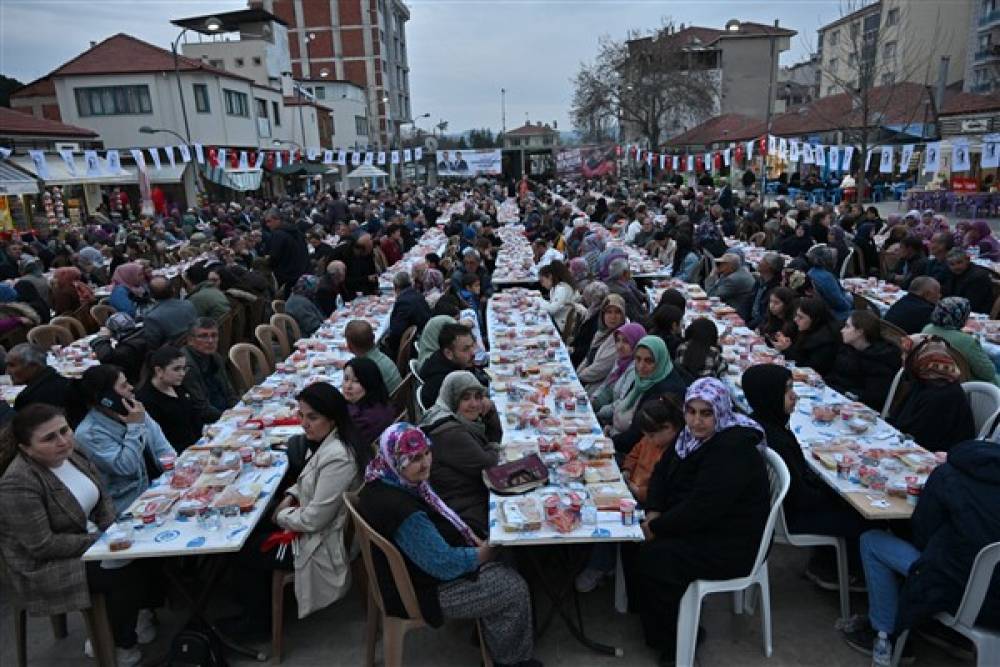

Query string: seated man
[385,271,432,361]
[885,277,941,335]
[606,257,649,323]
[182,317,237,424]
[345,319,402,394]
[943,249,994,314]
[889,237,929,289]
[418,322,489,407]
[706,253,756,322]
[8,342,82,425]
[143,276,198,348]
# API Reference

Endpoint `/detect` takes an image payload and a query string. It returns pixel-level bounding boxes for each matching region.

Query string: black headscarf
[742,364,792,428]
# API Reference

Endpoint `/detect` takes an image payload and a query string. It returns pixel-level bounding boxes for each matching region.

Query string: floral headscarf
[422,268,444,294]
[674,377,765,459]
[596,247,628,281]
[582,233,606,273]
[609,323,647,385]
[111,262,146,295]
[364,423,477,545]
[930,296,971,331]
[568,257,589,283]
[902,334,962,383]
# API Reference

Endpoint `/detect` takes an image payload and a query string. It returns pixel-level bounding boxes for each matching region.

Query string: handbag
[482,453,548,495]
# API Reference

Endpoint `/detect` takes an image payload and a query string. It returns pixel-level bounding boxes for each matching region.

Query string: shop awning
[883,123,935,139]
[148,163,189,184]
[0,161,39,195]
[200,164,263,192]
[11,154,136,186]
[346,164,388,178]
[271,162,338,176]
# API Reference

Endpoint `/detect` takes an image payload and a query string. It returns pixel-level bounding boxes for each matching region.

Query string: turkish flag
[207,147,218,168]
[695,155,704,172]
[265,152,275,170]
[735,144,745,165]
[229,151,239,169]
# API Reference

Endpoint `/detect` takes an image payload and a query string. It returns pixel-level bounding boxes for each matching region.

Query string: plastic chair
[674,449,790,667]
[89,304,116,327]
[271,313,302,349]
[962,382,1000,439]
[881,368,906,419]
[395,325,418,376]
[838,247,855,280]
[229,343,271,393]
[892,541,1000,667]
[409,358,424,384]
[342,491,491,667]
[26,324,74,350]
[255,323,286,367]
[271,299,286,314]
[50,316,87,341]
[773,506,850,621]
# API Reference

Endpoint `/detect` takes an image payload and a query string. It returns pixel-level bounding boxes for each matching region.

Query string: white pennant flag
[672,156,680,171]
[703,152,711,171]
[0,147,11,160]
[686,155,694,172]
[879,146,894,173]
[129,149,146,168]
[377,152,387,165]
[28,150,49,180]
[414,147,423,161]
[900,144,916,172]
[83,150,102,177]
[216,148,227,169]
[106,149,124,174]
[802,144,814,164]
[648,153,655,166]
[239,151,249,171]
[164,145,176,168]
[778,138,788,160]
[337,151,347,166]
[148,147,162,170]
[923,142,941,174]
[745,141,754,160]
[865,149,874,172]
[323,149,334,164]
[178,144,191,163]
[767,135,777,155]
[307,147,319,161]
[254,151,265,169]
[275,150,283,169]
[952,139,971,172]
[981,135,1000,169]
[842,146,854,171]
[194,143,205,164]
[58,149,77,176]
[789,140,800,163]
[351,151,361,164]
[814,145,826,167]
[364,152,374,165]
[723,148,731,166]
[660,154,667,170]
[391,151,400,165]
[404,149,413,162]
[828,146,840,171]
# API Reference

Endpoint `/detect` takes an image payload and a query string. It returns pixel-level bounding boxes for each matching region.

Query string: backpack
[167,625,228,667]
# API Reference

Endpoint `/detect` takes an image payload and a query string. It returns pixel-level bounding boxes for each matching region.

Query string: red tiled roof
[0,107,98,138]
[11,77,56,98]
[939,90,1000,116]
[47,33,252,82]
[505,123,557,136]
[631,22,795,52]
[665,113,764,147]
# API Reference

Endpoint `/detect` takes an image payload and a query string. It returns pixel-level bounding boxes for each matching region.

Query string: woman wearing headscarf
[804,245,852,321]
[674,317,727,380]
[965,220,1000,261]
[421,268,445,307]
[670,234,700,283]
[0,283,36,334]
[286,274,325,337]
[358,424,538,667]
[581,232,606,275]
[612,335,690,454]
[595,246,628,282]
[342,357,397,445]
[416,315,457,366]
[593,322,647,431]
[108,262,148,317]
[921,296,1000,385]
[420,372,502,537]
[50,266,94,315]
[577,294,628,394]
[890,335,976,451]
[568,256,591,295]
[569,281,609,368]
[634,378,771,662]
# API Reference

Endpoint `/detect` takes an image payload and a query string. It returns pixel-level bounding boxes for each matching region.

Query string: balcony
[257,117,271,139]
[971,81,996,94]
[975,46,1000,61]
[980,9,1000,26]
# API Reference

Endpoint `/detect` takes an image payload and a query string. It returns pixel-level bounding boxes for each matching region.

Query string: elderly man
[889,237,929,289]
[345,319,401,393]
[926,232,955,285]
[943,249,994,314]
[451,249,494,297]
[885,276,942,335]
[8,343,79,424]
[748,253,785,329]
[264,208,309,297]
[316,259,350,316]
[183,317,237,423]
[606,257,649,323]
[706,253,756,322]
[385,271,432,360]
[344,234,379,298]
[143,276,198,349]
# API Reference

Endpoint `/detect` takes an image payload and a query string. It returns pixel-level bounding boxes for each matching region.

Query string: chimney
[89,41,97,48]
[774,19,780,27]
[936,56,950,110]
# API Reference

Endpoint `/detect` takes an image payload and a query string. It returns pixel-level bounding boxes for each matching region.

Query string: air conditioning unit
[54,142,80,152]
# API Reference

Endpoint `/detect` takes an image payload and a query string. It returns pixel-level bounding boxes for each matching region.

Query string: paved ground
[2,544,968,666]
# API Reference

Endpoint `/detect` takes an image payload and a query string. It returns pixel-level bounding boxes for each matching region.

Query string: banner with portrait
[555,144,617,177]
[435,149,502,177]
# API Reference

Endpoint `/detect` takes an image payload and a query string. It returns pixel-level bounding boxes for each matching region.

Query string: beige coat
[275,431,358,617]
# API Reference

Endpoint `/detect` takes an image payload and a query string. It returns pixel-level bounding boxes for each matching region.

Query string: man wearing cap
[706,253,756,322]
[90,313,149,385]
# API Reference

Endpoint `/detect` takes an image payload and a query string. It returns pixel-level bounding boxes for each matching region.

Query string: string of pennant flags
[0,144,425,181]
[618,133,1000,176]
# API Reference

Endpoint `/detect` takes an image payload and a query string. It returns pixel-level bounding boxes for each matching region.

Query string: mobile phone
[98,392,129,416]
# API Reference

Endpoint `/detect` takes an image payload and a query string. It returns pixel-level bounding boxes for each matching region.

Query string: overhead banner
[435,149,501,177]
[555,144,617,177]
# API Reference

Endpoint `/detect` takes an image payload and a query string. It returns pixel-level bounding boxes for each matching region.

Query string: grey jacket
[142,298,198,348]
[706,267,756,321]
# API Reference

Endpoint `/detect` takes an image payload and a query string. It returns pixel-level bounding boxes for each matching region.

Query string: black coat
[418,351,490,409]
[944,265,995,315]
[825,340,902,411]
[897,440,1000,631]
[570,313,600,368]
[891,380,975,452]
[267,224,310,288]
[14,367,83,427]
[136,383,203,453]
[783,320,841,377]
[386,287,432,360]
[885,293,936,335]
[612,369,689,454]
[90,329,149,386]
[645,426,770,571]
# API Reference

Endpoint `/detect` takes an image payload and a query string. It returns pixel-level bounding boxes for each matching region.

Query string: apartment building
[965,0,1000,93]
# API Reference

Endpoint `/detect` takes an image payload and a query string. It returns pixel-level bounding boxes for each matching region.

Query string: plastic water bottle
[335,294,344,311]
[582,498,598,528]
[872,631,891,667]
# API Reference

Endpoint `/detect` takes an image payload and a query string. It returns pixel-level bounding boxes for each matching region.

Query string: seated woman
[569,282,610,368]
[922,296,1000,386]
[136,346,204,453]
[772,297,842,377]
[743,364,871,587]
[108,262,149,317]
[670,234,700,283]
[593,323,647,432]
[74,364,176,513]
[646,304,684,359]
[50,266,95,316]
[890,336,976,452]
[965,219,1000,261]
[634,378,771,662]
[577,294,628,396]
[224,382,367,636]
[826,310,902,411]
[674,317,727,380]
[0,404,150,667]
[612,335,690,454]
[420,372,502,538]
[342,357,398,446]
[757,286,798,343]
[358,424,538,667]
[538,260,583,336]
[804,245,852,322]
[285,274,326,337]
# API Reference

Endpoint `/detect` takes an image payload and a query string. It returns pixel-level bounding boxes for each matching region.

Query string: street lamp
[273,138,303,151]
[170,17,222,144]
[139,125,188,145]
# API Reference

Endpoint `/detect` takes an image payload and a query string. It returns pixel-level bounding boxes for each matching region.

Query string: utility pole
[501,88,507,137]
[760,28,777,204]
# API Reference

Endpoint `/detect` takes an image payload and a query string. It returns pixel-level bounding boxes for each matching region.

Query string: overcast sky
[0,0,845,133]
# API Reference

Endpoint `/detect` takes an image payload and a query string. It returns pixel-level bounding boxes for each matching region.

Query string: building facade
[964,0,1000,94]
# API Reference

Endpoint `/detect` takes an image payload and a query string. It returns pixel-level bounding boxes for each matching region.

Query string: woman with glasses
[137,346,204,453]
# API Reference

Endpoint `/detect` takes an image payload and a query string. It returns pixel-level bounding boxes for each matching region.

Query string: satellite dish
[424,136,439,153]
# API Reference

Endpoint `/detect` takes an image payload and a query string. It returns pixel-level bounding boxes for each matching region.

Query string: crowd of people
[0,173,999,666]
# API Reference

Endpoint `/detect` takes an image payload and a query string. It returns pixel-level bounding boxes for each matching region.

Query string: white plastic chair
[892,541,1000,667]
[881,368,906,419]
[415,382,430,417]
[773,506,850,621]
[839,247,855,280]
[674,448,791,667]
[962,382,1000,439]
[409,358,424,384]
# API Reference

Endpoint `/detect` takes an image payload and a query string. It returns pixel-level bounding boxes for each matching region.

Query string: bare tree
[571,24,719,149]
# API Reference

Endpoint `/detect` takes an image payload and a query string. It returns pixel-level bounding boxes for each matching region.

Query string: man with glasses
[182,317,237,423]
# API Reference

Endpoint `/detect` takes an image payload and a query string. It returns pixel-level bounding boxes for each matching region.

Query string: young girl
[623,396,685,503]
[674,317,728,380]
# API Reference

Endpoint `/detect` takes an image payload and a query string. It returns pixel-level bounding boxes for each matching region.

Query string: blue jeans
[860,530,921,634]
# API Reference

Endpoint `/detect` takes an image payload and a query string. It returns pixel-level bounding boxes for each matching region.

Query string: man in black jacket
[8,343,84,426]
[264,208,309,297]
[418,323,488,408]
[342,234,380,298]
[385,272,431,360]
[182,318,237,424]
[943,249,994,314]
[885,277,941,335]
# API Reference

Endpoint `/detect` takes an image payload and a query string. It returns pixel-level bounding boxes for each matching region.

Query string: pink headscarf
[111,262,146,295]
[608,322,647,384]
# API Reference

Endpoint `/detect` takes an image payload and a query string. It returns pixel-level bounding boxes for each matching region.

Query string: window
[508,137,520,147]
[234,57,245,68]
[829,57,839,71]
[193,84,210,113]
[886,8,899,26]
[272,101,281,125]
[355,115,368,136]
[209,59,224,69]
[884,41,897,59]
[881,72,895,85]
[74,85,152,116]
[830,29,839,45]
[252,56,262,66]
[850,22,860,40]
[224,89,249,116]
[313,86,326,100]
[827,85,837,95]
[255,98,268,118]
